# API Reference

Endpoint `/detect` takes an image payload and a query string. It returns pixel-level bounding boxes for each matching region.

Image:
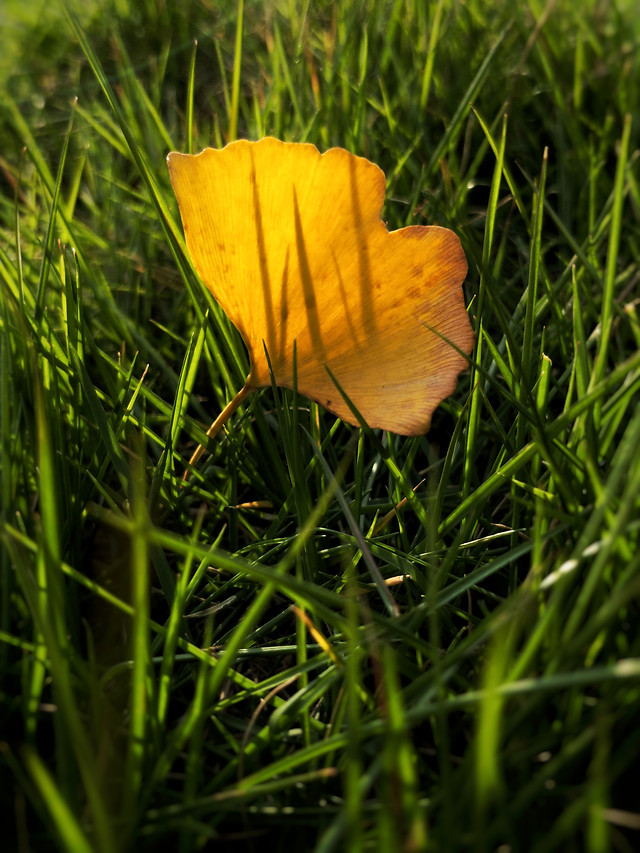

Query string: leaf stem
[185,381,254,476]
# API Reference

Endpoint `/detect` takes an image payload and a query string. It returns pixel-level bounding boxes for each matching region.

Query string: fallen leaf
[167,138,473,454]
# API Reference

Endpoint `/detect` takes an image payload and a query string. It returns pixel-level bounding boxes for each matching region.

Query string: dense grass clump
[1,1,639,851]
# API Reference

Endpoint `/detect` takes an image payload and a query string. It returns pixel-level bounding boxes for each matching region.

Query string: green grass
[1,0,640,850]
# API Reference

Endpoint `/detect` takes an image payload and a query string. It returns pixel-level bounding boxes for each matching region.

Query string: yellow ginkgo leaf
[167,138,473,461]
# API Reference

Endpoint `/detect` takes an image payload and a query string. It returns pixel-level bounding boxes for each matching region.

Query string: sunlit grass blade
[23,748,93,853]
[122,439,153,816]
[35,101,76,322]
[591,112,632,399]
[419,0,444,113]
[186,39,198,154]
[228,0,244,142]
[464,113,507,506]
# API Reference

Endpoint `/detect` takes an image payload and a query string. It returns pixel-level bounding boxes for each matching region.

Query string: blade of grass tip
[13,148,26,306]
[353,429,367,529]
[183,528,230,602]
[510,147,548,554]
[590,113,632,413]
[571,266,591,409]
[353,29,369,145]
[214,38,231,127]
[122,436,153,816]
[186,39,198,154]
[63,247,83,370]
[35,99,76,323]
[464,114,507,503]
[273,21,304,132]
[22,748,93,853]
[520,148,548,397]
[473,107,529,225]
[419,0,444,113]
[115,362,149,447]
[623,302,640,350]
[530,353,552,484]
[228,0,244,142]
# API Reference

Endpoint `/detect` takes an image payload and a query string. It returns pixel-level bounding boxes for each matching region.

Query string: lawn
[1,0,640,851]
